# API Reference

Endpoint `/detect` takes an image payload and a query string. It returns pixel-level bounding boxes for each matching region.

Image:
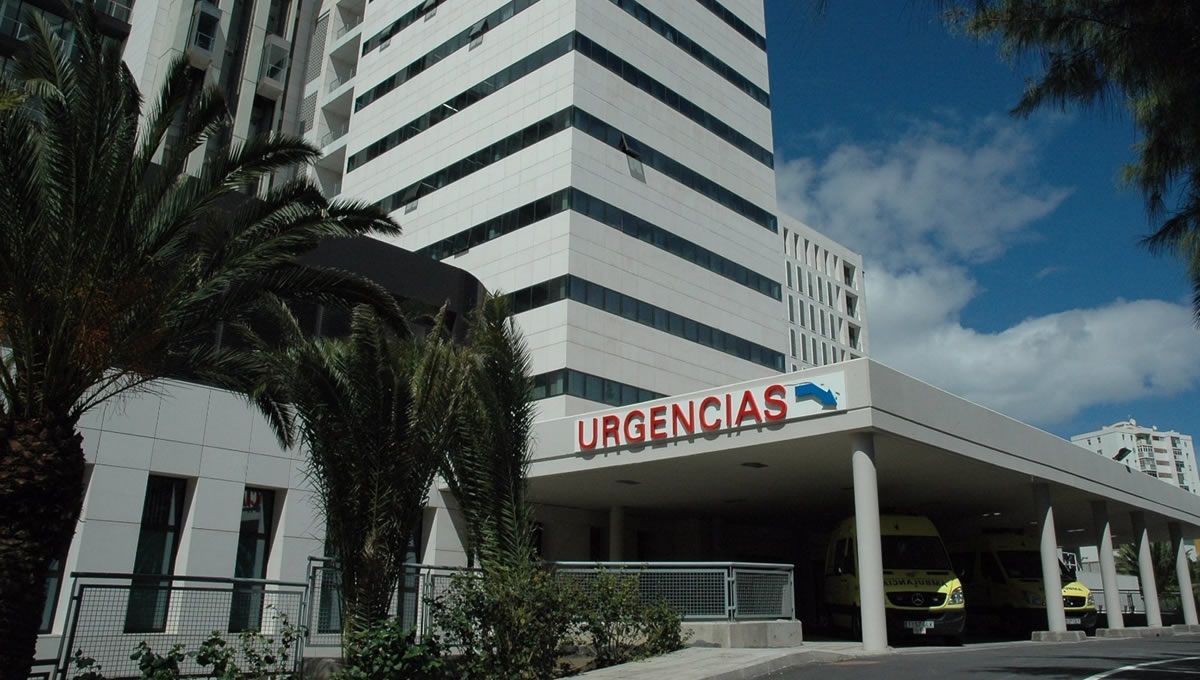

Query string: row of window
[349,30,772,173]
[42,475,278,635]
[787,263,857,318]
[374,106,570,214]
[692,0,768,50]
[789,329,855,368]
[349,32,572,172]
[507,275,786,371]
[784,228,857,289]
[355,0,540,111]
[606,0,769,108]
[376,106,778,235]
[531,368,665,406]
[361,0,447,55]
[416,187,781,300]
[574,32,773,167]
[573,107,778,232]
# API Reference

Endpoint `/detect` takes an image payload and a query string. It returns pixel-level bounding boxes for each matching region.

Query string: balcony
[327,64,356,92]
[335,12,362,39]
[90,0,132,23]
[320,121,349,148]
[256,34,290,99]
[186,3,222,69]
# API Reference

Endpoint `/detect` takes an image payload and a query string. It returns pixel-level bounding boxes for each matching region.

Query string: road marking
[1085,655,1200,679]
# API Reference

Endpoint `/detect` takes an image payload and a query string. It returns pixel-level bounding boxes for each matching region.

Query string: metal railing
[553,561,795,621]
[320,122,349,146]
[303,559,793,651]
[55,572,307,679]
[336,14,362,37]
[328,66,356,91]
[304,557,467,649]
[90,0,133,23]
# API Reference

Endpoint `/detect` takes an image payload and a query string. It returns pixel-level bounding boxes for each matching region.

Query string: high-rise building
[5,0,869,417]
[296,0,868,416]
[1072,420,1200,494]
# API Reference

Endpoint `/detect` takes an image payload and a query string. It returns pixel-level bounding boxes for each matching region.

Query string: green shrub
[575,572,643,667]
[73,607,304,680]
[71,650,106,680]
[429,564,578,679]
[641,599,687,657]
[334,617,446,680]
[129,642,186,680]
[574,571,689,669]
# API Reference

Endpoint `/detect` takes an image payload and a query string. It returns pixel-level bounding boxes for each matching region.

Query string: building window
[790,330,797,357]
[230,488,277,632]
[39,558,65,634]
[801,334,808,363]
[125,476,188,633]
[788,296,795,323]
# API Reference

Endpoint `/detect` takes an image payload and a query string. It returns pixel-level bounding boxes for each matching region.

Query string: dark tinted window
[880,536,952,571]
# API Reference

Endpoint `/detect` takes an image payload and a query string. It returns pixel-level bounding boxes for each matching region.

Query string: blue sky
[763,0,1200,439]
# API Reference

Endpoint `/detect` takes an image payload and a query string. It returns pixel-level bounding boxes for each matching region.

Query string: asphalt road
[757,635,1200,679]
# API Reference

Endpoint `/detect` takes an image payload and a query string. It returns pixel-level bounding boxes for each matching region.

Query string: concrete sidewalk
[575,643,868,680]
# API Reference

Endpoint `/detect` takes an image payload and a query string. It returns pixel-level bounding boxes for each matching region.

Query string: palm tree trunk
[0,416,85,680]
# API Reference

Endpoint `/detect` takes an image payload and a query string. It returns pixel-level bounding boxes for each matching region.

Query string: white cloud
[777,118,1200,426]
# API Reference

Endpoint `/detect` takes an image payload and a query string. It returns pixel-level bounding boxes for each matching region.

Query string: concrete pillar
[850,432,887,652]
[1169,522,1198,626]
[609,506,625,561]
[1131,511,1163,627]
[1091,501,1124,629]
[1033,484,1066,632]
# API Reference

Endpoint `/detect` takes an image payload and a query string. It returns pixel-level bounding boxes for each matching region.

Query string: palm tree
[0,7,399,676]
[952,1,1200,317]
[266,304,468,638]
[1117,542,1200,599]
[441,293,538,569]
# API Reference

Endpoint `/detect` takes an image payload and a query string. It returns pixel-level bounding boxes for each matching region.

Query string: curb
[1097,626,1177,638]
[699,650,858,680]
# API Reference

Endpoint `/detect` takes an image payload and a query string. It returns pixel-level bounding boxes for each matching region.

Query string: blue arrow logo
[793,382,838,408]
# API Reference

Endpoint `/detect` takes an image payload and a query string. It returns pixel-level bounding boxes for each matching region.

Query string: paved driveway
[758,635,1200,679]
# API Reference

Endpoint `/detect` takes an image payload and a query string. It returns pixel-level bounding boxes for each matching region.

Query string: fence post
[726,566,737,620]
[787,567,796,619]
[56,578,86,680]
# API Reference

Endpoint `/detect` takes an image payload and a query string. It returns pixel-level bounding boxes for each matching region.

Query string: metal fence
[552,562,795,621]
[47,560,793,677]
[303,558,468,649]
[56,573,307,679]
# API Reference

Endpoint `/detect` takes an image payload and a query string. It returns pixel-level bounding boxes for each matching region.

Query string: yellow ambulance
[949,532,1097,634]
[823,515,965,643]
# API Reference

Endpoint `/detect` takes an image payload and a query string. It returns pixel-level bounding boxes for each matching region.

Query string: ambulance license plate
[905,620,935,634]
[1066,617,1081,625]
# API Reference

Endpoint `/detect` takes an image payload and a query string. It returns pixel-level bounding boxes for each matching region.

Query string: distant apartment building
[1072,420,1200,494]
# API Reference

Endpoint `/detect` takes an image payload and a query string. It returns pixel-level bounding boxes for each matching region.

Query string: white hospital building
[5,0,1199,676]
